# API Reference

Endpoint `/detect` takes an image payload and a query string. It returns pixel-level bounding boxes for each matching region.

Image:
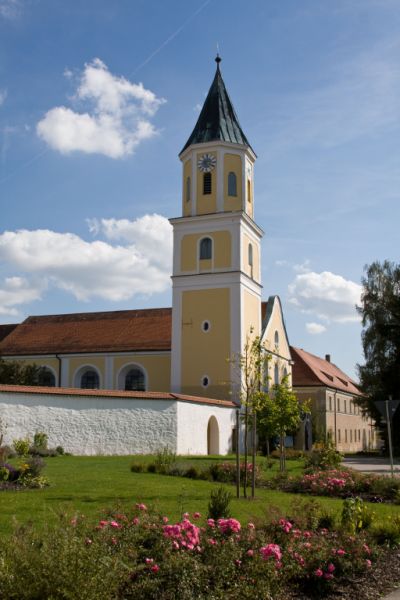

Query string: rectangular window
[337,398,341,412]
[338,429,341,443]
[345,429,348,443]
[344,400,347,413]
[350,430,353,442]
[358,430,361,441]
[329,397,332,411]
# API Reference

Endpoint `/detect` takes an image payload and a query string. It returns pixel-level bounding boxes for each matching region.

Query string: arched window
[200,237,212,260]
[186,176,191,202]
[81,370,99,389]
[274,363,279,385]
[125,368,145,391]
[228,172,237,196]
[247,179,252,203]
[274,330,279,346]
[38,367,56,387]
[203,172,212,195]
[248,243,253,267]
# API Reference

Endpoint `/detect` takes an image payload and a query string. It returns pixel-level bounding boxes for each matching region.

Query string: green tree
[357,260,400,448]
[0,359,46,386]
[259,375,307,471]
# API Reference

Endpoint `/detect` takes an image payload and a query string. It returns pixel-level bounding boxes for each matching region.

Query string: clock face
[198,154,216,173]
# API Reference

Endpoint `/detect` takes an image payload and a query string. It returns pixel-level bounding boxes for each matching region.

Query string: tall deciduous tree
[357,260,400,447]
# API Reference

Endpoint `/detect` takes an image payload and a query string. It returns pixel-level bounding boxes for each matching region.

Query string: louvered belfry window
[203,172,212,195]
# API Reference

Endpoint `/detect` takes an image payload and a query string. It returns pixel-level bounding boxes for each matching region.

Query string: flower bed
[0,456,49,490]
[0,503,381,599]
[269,468,400,503]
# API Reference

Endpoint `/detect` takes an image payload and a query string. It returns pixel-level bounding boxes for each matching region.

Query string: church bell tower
[170,56,263,400]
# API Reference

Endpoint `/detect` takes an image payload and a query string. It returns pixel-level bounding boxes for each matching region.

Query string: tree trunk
[251,410,256,498]
[243,403,248,498]
[279,434,285,472]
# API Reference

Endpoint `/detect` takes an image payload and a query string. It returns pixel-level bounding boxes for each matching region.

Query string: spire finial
[215,45,221,68]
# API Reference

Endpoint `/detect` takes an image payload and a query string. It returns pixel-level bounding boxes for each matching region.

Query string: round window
[202,320,210,332]
[202,376,209,387]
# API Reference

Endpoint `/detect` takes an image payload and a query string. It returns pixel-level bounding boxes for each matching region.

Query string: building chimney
[325,354,331,363]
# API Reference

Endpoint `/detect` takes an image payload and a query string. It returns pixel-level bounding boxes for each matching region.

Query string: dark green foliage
[183,466,199,479]
[33,432,48,451]
[0,359,46,386]
[357,261,400,447]
[207,486,232,519]
[131,462,146,473]
[304,441,342,470]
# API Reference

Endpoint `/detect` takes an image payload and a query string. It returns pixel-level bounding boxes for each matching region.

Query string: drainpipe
[55,354,62,387]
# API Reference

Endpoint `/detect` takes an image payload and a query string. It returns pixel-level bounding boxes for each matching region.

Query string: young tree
[357,260,400,446]
[259,375,308,472]
[0,359,46,386]
[231,334,270,498]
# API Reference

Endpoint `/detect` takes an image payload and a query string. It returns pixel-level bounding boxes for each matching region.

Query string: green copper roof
[181,57,254,154]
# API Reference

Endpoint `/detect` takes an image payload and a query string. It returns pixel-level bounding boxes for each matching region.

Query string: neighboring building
[291,347,378,452]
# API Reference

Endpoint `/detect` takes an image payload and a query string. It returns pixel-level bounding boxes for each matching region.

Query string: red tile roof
[0,384,236,408]
[0,324,18,342]
[0,308,172,355]
[290,346,361,396]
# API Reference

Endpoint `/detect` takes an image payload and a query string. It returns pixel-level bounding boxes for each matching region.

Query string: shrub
[305,441,342,470]
[154,447,176,474]
[207,486,232,520]
[0,462,19,482]
[33,431,48,451]
[271,449,304,460]
[56,445,65,455]
[130,462,146,473]
[183,466,199,479]
[13,437,31,457]
[0,466,9,481]
[147,463,157,473]
[208,461,260,484]
[341,497,375,534]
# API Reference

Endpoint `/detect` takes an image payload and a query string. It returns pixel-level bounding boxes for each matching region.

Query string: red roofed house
[291,347,378,452]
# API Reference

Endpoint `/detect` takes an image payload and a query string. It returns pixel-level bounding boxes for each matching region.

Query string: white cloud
[288,270,361,323]
[0,0,20,19]
[37,58,166,159]
[0,89,7,106]
[305,322,327,335]
[0,277,44,316]
[0,214,172,308]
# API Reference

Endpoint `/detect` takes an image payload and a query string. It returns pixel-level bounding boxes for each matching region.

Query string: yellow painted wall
[183,159,192,216]
[180,231,232,272]
[196,152,217,215]
[243,289,261,343]
[113,354,170,391]
[242,233,259,282]
[181,288,231,399]
[223,153,242,211]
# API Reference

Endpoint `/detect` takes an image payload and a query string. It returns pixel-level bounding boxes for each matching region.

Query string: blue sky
[0,0,399,378]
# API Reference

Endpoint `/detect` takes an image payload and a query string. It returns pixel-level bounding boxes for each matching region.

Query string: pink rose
[314,568,323,578]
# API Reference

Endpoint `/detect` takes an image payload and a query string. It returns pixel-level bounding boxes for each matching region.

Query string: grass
[0,455,399,536]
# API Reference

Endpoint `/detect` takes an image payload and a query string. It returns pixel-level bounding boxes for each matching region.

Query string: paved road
[343,456,400,476]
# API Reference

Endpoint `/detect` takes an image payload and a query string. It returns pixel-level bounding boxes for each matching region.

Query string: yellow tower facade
[170,57,263,400]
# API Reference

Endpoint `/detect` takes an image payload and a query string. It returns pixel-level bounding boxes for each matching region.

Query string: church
[0,57,373,455]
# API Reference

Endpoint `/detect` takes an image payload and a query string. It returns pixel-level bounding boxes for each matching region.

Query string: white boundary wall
[0,389,236,456]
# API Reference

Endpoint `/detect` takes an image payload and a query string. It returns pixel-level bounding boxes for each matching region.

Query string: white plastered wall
[0,391,178,455]
[176,401,236,455]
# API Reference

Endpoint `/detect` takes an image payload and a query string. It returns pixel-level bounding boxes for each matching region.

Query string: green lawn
[0,455,399,536]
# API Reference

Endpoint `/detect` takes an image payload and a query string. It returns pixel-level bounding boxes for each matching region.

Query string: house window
[274,363,279,385]
[202,320,210,332]
[81,370,99,389]
[344,400,347,413]
[199,237,212,260]
[228,172,237,196]
[274,330,279,346]
[337,398,341,412]
[203,172,212,195]
[345,429,348,443]
[350,430,353,443]
[329,397,332,411]
[248,243,253,267]
[125,368,145,391]
[38,367,56,387]
[186,176,191,202]
[202,376,209,387]
[338,429,341,443]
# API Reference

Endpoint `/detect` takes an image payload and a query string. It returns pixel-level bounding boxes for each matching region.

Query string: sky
[0,0,399,379]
